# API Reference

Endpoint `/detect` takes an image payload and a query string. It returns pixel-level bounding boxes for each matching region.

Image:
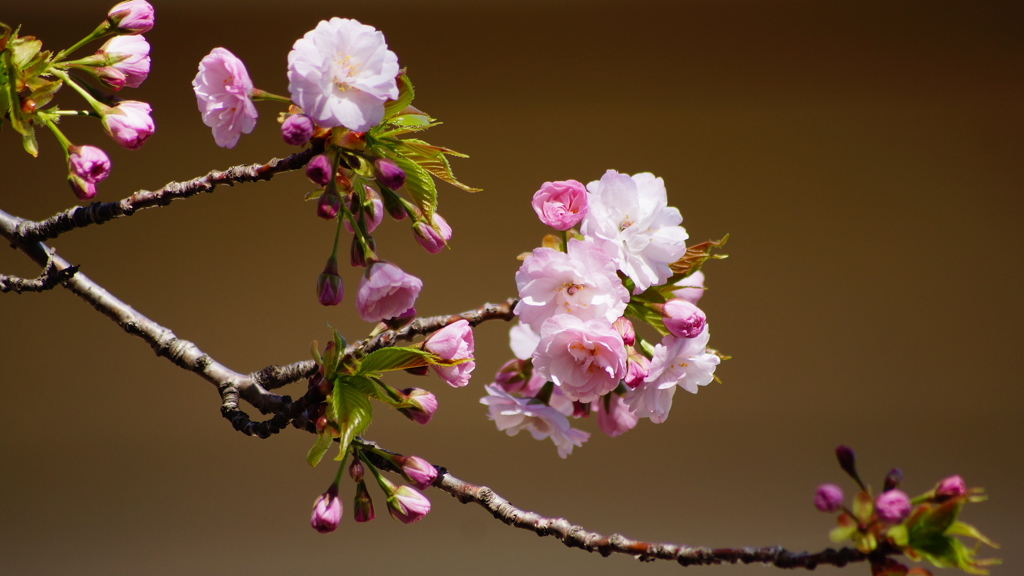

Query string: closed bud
[835,445,861,485]
[395,455,438,490]
[494,358,528,392]
[335,171,353,194]
[397,388,437,425]
[413,213,453,254]
[107,0,155,35]
[935,475,967,500]
[875,489,912,523]
[814,483,844,512]
[68,145,112,185]
[353,481,375,522]
[349,459,365,483]
[281,114,314,146]
[315,415,328,434]
[658,299,707,339]
[381,187,408,220]
[102,100,154,150]
[884,468,904,492]
[68,174,98,201]
[317,188,341,220]
[387,484,431,524]
[350,236,367,268]
[306,154,333,186]
[624,348,650,388]
[316,256,343,306]
[97,34,150,89]
[572,401,590,418]
[310,484,342,533]
[374,157,406,190]
[612,317,635,346]
[95,66,127,90]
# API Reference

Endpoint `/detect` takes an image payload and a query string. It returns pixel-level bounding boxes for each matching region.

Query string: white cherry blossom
[480,384,589,458]
[624,328,719,422]
[581,170,689,293]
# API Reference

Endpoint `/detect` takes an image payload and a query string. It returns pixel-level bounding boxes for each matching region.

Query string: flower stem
[560,229,569,252]
[51,69,109,116]
[54,22,112,63]
[40,116,72,160]
[250,88,292,105]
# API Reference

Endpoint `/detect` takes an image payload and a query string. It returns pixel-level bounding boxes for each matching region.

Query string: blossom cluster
[1,0,157,200]
[192,17,474,326]
[482,171,723,457]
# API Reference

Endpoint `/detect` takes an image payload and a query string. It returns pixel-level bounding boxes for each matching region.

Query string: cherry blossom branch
[11,142,323,244]
[0,256,78,293]
[357,439,875,570]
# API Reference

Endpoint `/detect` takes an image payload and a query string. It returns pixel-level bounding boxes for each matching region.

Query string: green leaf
[625,301,669,336]
[382,73,414,120]
[305,430,333,467]
[388,153,437,220]
[10,36,42,69]
[853,490,874,524]
[357,346,435,375]
[946,521,998,548]
[21,127,37,157]
[638,337,656,357]
[328,381,373,460]
[28,78,60,108]
[830,523,858,543]
[2,50,30,137]
[888,523,910,547]
[396,138,480,192]
[908,500,962,545]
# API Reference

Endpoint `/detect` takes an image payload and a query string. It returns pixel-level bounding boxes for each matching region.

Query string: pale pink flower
[192,48,257,149]
[623,380,676,424]
[515,239,629,332]
[423,319,475,387]
[671,270,705,304]
[102,100,154,149]
[596,394,639,437]
[356,261,422,322]
[287,18,400,132]
[643,329,719,394]
[480,384,590,458]
[107,0,154,35]
[532,315,626,403]
[660,299,707,339]
[509,322,541,360]
[581,170,689,293]
[310,485,342,533]
[531,179,588,230]
[97,34,150,89]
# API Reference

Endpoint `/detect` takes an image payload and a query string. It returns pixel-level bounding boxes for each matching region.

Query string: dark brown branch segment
[357,439,872,570]
[0,256,78,293]
[13,143,322,244]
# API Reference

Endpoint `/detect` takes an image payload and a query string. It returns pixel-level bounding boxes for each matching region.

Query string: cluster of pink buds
[482,171,725,457]
[310,447,436,533]
[814,446,998,575]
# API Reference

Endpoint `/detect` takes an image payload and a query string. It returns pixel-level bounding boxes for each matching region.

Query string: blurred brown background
[1,1,1021,574]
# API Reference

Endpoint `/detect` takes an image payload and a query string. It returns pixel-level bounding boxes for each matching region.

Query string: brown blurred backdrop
[1,1,1021,574]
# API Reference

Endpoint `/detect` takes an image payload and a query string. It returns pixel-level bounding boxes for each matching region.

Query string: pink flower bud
[624,348,650,388]
[572,401,590,418]
[875,490,911,523]
[317,188,342,220]
[396,455,438,490]
[659,299,707,339]
[344,188,384,234]
[612,317,635,346]
[98,35,150,89]
[397,388,437,425]
[353,481,375,522]
[835,445,860,484]
[374,157,405,190]
[387,484,431,524]
[94,66,126,90]
[423,319,475,388]
[413,213,452,254]
[306,154,333,186]
[349,459,365,482]
[596,394,639,437]
[281,114,314,146]
[935,475,966,500]
[350,237,367,268]
[316,256,343,306]
[107,0,154,35]
[814,483,844,512]
[102,100,154,150]
[68,145,111,184]
[310,485,342,533]
[356,261,422,323]
[68,175,98,201]
[531,179,588,230]
[494,358,528,393]
[884,468,904,492]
